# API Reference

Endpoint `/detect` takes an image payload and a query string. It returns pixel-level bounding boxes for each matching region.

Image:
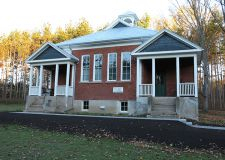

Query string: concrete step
[147,114,178,119]
[150,110,177,116]
[152,105,176,112]
[152,97,176,106]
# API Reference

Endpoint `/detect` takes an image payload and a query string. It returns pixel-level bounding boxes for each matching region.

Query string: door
[155,72,166,96]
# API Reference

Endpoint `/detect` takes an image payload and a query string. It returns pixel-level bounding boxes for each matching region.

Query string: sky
[0,0,172,34]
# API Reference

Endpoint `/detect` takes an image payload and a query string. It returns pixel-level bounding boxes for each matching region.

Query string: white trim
[29,65,33,96]
[137,54,197,60]
[176,57,180,97]
[71,42,141,51]
[120,101,128,113]
[81,100,89,111]
[136,58,140,97]
[194,55,198,97]
[132,29,203,54]
[93,54,103,82]
[32,61,74,66]
[152,58,155,97]
[107,52,117,81]
[131,49,202,56]
[105,19,133,30]
[121,52,131,81]
[38,65,43,96]
[54,64,59,96]
[80,55,90,82]
[27,58,71,64]
[26,42,78,62]
[65,63,70,97]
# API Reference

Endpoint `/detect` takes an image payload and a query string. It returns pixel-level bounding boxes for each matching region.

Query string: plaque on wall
[113,87,123,93]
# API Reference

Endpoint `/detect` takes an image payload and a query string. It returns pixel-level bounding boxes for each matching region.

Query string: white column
[136,58,140,97]
[71,64,75,96]
[65,63,70,97]
[194,55,198,97]
[176,57,180,97]
[54,64,59,96]
[29,65,33,95]
[36,67,39,86]
[38,65,43,96]
[152,58,155,97]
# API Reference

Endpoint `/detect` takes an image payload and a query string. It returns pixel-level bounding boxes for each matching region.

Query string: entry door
[155,72,166,96]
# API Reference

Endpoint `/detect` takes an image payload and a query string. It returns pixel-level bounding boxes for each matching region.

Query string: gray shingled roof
[56,26,157,47]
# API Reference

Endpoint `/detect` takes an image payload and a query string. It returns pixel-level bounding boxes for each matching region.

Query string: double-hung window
[93,54,103,81]
[121,52,131,81]
[81,55,90,82]
[107,53,117,81]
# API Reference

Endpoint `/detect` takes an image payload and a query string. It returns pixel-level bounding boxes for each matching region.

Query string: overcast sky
[0,0,172,34]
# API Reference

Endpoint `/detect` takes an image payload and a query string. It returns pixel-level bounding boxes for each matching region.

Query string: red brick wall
[180,57,194,82]
[142,60,152,84]
[73,45,138,100]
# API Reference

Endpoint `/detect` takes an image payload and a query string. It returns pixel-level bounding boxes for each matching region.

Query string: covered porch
[25,42,78,112]
[29,63,75,97]
[137,55,198,98]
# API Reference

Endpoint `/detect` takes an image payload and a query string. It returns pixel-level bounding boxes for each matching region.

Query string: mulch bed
[0,112,225,150]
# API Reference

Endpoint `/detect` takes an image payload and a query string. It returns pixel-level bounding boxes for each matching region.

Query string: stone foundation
[176,97,198,120]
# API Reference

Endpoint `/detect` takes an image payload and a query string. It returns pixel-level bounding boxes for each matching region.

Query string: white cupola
[118,11,139,26]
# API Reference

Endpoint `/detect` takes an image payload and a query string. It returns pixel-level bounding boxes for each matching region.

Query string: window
[121,101,128,112]
[108,53,117,81]
[82,100,89,110]
[121,52,131,81]
[93,54,103,81]
[81,55,90,82]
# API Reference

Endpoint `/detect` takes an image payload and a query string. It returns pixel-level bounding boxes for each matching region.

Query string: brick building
[25,12,202,120]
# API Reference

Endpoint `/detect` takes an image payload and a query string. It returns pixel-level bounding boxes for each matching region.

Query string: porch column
[194,55,198,97]
[71,64,75,96]
[176,57,180,97]
[152,58,155,97]
[65,63,70,97]
[54,64,59,96]
[36,67,39,86]
[136,58,141,97]
[38,65,43,96]
[29,65,33,95]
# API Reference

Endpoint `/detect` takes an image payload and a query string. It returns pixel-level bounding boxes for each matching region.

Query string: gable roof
[105,19,133,30]
[57,26,157,47]
[132,29,203,55]
[26,42,78,64]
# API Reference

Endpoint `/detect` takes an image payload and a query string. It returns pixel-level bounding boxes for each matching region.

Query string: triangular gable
[26,42,78,63]
[112,22,129,28]
[105,19,132,30]
[132,29,203,54]
[34,46,66,60]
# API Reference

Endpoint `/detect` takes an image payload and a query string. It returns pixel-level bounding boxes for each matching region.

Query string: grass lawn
[0,103,24,112]
[0,124,224,160]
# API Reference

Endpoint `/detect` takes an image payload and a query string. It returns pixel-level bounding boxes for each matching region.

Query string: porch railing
[139,84,152,96]
[179,83,195,96]
[56,85,73,96]
[29,86,39,95]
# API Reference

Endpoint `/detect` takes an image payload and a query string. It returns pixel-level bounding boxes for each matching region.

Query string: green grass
[0,125,224,160]
[0,103,24,112]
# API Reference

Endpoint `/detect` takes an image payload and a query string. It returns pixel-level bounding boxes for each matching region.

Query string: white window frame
[93,54,103,82]
[120,101,128,113]
[121,52,131,81]
[81,55,90,82]
[107,53,117,81]
[82,100,89,111]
